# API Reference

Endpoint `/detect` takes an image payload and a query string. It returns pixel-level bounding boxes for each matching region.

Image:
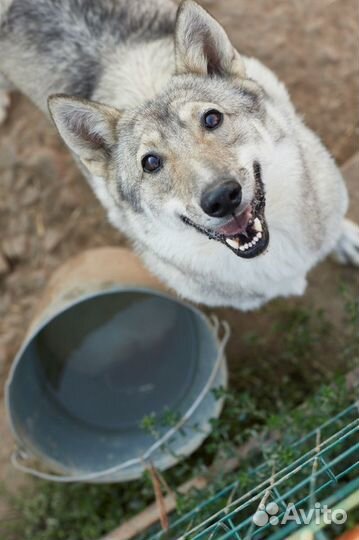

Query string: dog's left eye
[142,154,162,173]
[203,109,223,130]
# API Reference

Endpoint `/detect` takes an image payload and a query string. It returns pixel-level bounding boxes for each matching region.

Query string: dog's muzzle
[181,162,270,259]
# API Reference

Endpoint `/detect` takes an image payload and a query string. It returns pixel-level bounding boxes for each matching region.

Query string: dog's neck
[93,37,175,111]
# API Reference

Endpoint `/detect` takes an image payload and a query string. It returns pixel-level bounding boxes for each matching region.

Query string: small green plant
[140,412,160,439]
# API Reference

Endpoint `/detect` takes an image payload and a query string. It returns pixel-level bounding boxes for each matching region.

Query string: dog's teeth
[254,217,263,232]
[226,238,240,249]
[237,232,263,252]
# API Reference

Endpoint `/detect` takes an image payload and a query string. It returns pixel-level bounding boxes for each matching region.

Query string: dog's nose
[201,180,242,218]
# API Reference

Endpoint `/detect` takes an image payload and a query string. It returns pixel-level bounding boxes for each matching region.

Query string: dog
[1,0,358,310]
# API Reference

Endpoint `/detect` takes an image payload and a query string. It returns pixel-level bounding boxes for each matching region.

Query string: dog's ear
[175,0,245,78]
[48,95,121,176]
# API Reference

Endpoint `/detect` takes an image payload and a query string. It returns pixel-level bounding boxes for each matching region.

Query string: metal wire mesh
[146,402,359,540]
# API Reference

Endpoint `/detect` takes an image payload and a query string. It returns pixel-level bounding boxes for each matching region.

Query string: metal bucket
[5,248,228,483]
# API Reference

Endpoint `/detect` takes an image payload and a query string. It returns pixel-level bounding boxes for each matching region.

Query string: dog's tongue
[217,207,252,236]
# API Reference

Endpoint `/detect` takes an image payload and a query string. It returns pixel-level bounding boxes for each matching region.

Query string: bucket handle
[11,318,230,483]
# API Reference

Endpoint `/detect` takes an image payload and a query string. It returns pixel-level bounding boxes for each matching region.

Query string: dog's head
[49,0,275,259]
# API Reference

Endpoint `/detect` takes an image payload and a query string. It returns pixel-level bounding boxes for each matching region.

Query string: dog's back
[0,0,176,108]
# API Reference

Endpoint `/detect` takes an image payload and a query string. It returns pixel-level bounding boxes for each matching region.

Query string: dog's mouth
[181,163,269,259]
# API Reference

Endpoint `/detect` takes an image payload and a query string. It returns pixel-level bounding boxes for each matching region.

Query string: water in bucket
[36,292,197,431]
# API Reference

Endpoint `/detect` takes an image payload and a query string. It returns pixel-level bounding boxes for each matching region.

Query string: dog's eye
[142,154,162,173]
[203,109,223,130]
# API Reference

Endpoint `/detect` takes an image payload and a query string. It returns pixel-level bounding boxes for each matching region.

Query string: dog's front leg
[332,218,359,267]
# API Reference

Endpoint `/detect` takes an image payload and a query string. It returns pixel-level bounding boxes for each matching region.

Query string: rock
[58,184,82,210]
[2,235,27,262]
[0,344,7,378]
[21,186,39,207]
[44,228,64,252]
[0,253,10,277]
[0,139,17,169]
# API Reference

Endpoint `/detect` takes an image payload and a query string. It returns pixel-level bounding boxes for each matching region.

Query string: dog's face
[118,76,269,259]
[49,1,275,260]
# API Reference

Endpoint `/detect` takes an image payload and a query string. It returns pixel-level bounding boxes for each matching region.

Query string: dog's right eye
[142,154,162,173]
[203,109,223,130]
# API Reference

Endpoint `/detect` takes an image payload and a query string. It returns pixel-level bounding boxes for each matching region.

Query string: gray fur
[0,0,176,101]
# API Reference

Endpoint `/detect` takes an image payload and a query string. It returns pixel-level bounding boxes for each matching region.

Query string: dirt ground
[0,0,358,524]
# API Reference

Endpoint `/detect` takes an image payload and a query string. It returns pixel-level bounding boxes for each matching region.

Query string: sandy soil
[0,0,357,522]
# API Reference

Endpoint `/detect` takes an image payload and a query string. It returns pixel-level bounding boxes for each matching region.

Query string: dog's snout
[200,180,242,218]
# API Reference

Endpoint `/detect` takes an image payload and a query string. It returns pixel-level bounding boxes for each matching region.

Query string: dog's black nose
[201,180,242,218]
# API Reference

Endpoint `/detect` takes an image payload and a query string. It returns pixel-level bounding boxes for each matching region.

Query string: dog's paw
[333,218,359,267]
[0,90,10,124]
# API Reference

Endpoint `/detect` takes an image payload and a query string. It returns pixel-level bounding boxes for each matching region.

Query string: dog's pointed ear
[175,0,245,78]
[48,95,122,176]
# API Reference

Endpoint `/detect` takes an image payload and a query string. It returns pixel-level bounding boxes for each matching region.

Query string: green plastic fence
[146,403,358,540]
